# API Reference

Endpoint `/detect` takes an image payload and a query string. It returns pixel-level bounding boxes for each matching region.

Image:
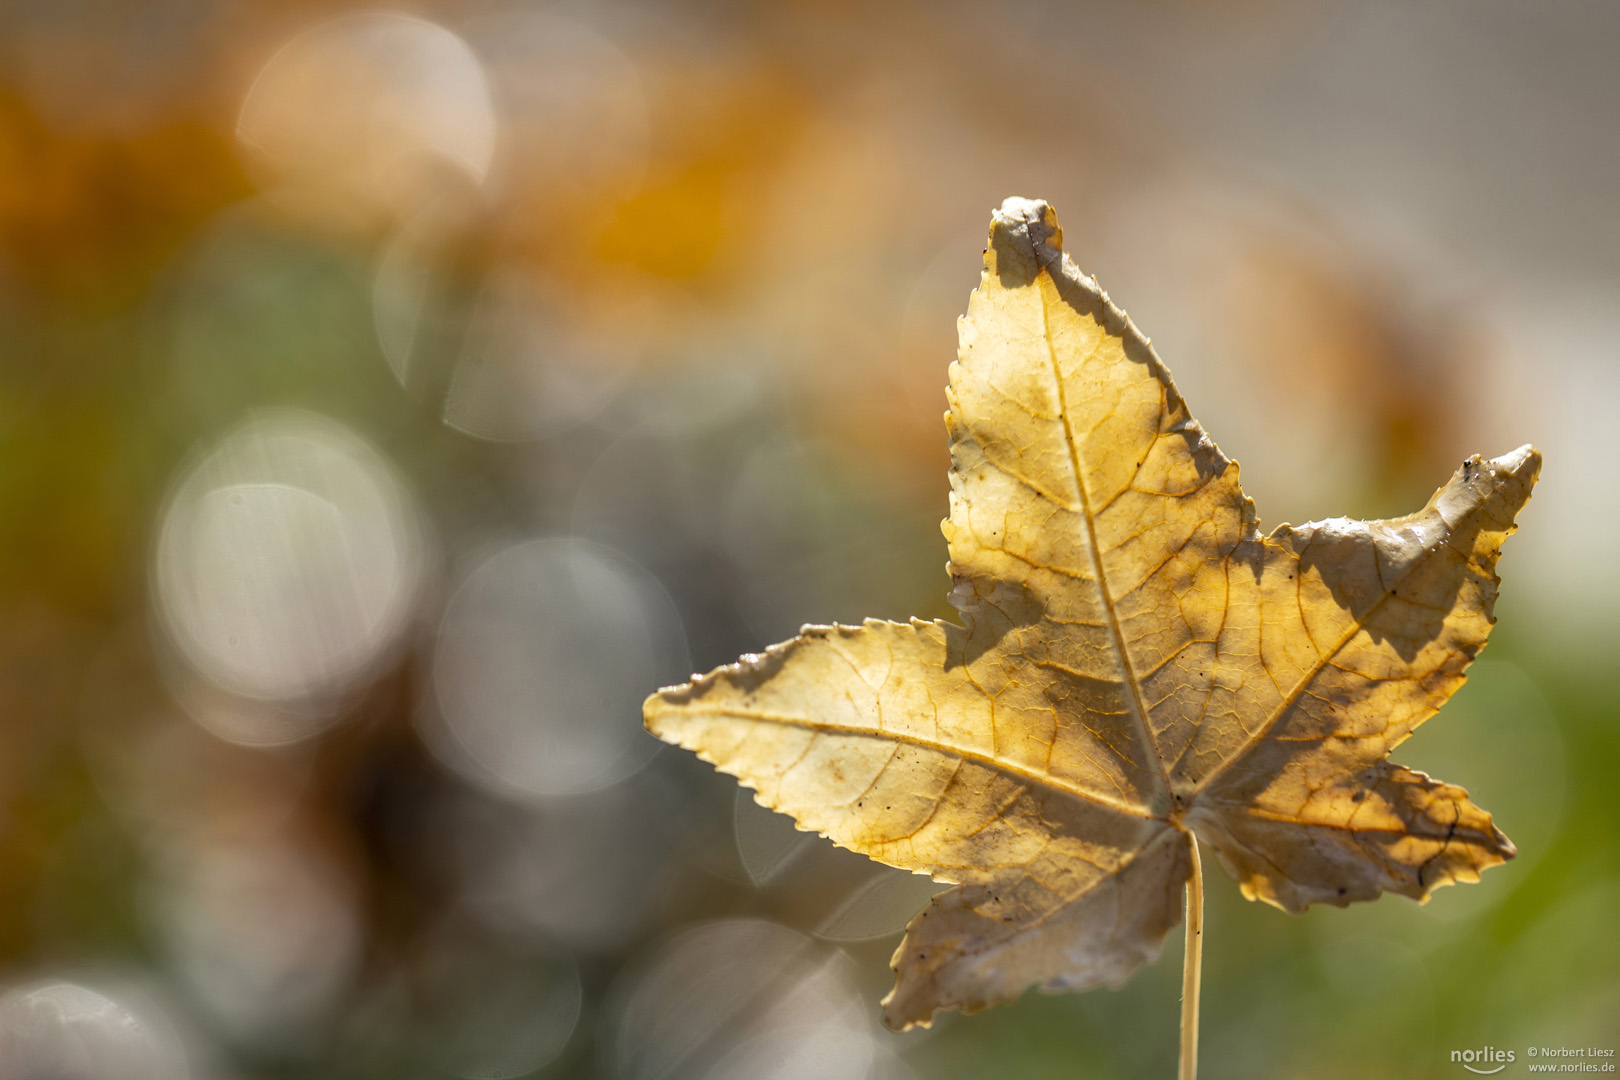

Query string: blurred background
[0,0,1615,1076]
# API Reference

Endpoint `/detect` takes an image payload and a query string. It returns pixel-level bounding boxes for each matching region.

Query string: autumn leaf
[643,197,1539,1034]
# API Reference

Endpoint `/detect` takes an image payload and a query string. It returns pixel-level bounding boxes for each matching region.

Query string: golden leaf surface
[644,197,1539,1031]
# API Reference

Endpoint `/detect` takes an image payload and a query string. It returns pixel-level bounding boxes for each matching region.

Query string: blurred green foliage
[0,1,1614,1077]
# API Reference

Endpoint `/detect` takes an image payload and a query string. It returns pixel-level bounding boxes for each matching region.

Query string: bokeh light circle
[149,833,363,1047]
[427,538,687,799]
[152,410,423,740]
[238,12,496,219]
[0,981,188,1080]
[608,919,876,1080]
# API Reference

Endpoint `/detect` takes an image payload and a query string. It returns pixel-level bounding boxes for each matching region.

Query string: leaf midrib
[1035,268,1175,809]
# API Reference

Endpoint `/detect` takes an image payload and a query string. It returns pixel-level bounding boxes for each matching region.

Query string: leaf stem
[1179,832,1204,1080]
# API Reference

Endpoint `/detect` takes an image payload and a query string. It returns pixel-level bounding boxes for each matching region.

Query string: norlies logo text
[1453,1046,1516,1075]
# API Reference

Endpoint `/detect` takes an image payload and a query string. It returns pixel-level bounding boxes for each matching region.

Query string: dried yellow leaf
[644,197,1539,1032]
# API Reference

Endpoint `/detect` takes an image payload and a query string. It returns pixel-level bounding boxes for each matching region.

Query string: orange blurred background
[0,2,1615,1077]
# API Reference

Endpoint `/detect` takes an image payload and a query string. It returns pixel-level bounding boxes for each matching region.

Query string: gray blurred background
[0,1,1615,1077]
